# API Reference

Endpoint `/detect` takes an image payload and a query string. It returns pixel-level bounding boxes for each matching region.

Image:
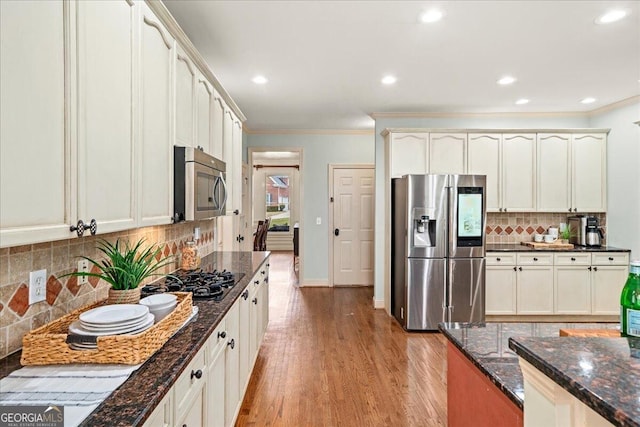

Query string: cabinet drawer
[554,253,591,266]
[174,347,206,419]
[517,253,553,265]
[486,253,516,265]
[592,252,629,266]
[208,318,227,359]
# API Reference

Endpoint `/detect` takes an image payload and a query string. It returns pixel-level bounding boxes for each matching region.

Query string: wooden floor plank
[237,252,447,426]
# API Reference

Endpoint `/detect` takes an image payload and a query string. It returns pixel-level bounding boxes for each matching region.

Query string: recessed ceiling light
[420,10,444,23]
[252,75,268,84]
[581,97,596,104]
[497,76,517,85]
[515,99,529,105]
[381,75,397,85]
[595,10,628,24]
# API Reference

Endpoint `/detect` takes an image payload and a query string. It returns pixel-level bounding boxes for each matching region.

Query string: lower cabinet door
[207,343,226,427]
[176,387,205,427]
[554,266,591,314]
[142,391,172,427]
[517,266,554,314]
[486,266,517,315]
[592,266,628,314]
[225,300,240,427]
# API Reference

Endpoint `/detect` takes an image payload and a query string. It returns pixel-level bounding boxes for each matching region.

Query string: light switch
[316,217,321,225]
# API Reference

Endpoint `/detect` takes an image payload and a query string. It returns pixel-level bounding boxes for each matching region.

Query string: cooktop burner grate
[142,269,242,301]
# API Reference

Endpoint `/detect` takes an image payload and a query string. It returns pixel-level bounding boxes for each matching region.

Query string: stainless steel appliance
[568,215,603,247]
[391,174,486,331]
[174,146,227,222]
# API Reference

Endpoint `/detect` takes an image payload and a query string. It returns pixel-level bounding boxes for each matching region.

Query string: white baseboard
[373,298,385,309]
[299,280,330,287]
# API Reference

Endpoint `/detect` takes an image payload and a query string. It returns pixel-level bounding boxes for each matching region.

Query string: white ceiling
[163,1,640,131]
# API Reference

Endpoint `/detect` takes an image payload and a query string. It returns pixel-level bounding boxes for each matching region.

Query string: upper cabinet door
[77,0,136,234]
[175,44,196,148]
[210,92,225,159]
[231,118,243,214]
[223,109,234,214]
[502,134,536,212]
[390,133,428,178]
[196,73,213,153]
[537,134,571,212]
[467,134,501,212]
[139,2,174,227]
[429,133,466,174]
[0,0,70,247]
[572,133,607,212]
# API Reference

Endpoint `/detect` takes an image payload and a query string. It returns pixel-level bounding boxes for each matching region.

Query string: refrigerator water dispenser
[412,209,436,247]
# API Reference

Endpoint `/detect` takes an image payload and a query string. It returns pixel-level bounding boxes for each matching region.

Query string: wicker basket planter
[108,287,141,304]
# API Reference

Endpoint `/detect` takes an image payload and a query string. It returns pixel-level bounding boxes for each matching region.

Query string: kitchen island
[0,251,270,427]
[439,322,639,427]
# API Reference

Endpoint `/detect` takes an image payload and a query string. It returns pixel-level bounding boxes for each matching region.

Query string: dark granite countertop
[487,244,631,253]
[0,251,270,427]
[509,336,640,427]
[438,322,620,410]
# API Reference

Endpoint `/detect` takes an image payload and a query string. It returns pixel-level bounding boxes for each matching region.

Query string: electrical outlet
[78,260,89,285]
[316,217,321,225]
[29,269,47,305]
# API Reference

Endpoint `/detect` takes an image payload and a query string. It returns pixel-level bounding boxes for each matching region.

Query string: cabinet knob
[499,208,503,212]
[571,257,576,261]
[254,280,260,285]
[608,257,614,261]
[190,369,203,380]
[518,267,522,271]
[496,257,501,262]
[242,290,249,300]
[593,266,598,272]
[70,220,85,237]
[568,208,572,212]
[574,208,577,212]
[252,298,258,305]
[261,270,266,275]
[266,263,270,267]
[588,266,592,271]
[533,257,538,261]
[513,266,517,271]
[217,331,226,339]
[233,209,239,215]
[504,208,507,212]
[88,219,97,235]
[228,338,235,349]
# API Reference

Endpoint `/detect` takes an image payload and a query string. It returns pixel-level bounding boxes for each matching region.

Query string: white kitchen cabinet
[502,134,536,212]
[572,134,607,213]
[174,347,207,424]
[225,298,241,427]
[554,266,592,314]
[591,252,629,314]
[467,134,501,212]
[223,109,234,215]
[142,390,172,427]
[259,265,270,337]
[389,133,429,178]
[537,134,571,212]
[196,72,213,152]
[485,254,517,315]
[138,2,174,227]
[517,265,554,314]
[211,91,226,160]
[238,287,251,396]
[175,44,196,148]
[0,0,70,247]
[76,0,137,235]
[206,319,227,427]
[429,133,466,174]
[231,117,244,214]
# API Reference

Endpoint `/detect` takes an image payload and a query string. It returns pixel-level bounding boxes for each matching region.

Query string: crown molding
[380,128,611,137]
[146,0,246,122]
[244,127,374,136]
[370,95,640,120]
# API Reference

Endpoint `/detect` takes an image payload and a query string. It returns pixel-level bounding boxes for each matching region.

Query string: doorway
[249,148,303,278]
[329,165,375,286]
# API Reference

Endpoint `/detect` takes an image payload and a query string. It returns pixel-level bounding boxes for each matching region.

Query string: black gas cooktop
[142,269,244,301]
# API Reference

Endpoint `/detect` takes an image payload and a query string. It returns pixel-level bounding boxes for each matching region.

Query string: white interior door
[332,167,374,286]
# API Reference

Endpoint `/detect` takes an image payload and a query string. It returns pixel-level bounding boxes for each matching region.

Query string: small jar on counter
[181,240,201,270]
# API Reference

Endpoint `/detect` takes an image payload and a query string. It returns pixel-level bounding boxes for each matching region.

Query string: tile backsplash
[486,212,606,244]
[0,220,217,359]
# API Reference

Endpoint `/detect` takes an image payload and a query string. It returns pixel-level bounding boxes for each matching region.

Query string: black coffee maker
[585,216,603,247]
[569,215,603,247]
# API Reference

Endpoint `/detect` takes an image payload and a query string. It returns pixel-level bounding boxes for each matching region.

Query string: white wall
[244,133,374,283]
[589,101,640,259]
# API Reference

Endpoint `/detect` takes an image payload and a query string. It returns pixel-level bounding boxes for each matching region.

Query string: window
[265,174,290,231]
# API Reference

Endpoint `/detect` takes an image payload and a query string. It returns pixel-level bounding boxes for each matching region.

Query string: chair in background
[253,220,264,251]
[258,219,270,251]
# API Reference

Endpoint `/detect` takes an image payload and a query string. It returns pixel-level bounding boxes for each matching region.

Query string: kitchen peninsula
[0,251,270,427]
[440,322,640,427]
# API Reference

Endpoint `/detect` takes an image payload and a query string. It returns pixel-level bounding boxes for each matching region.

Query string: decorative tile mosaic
[0,220,220,359]
[485,212,607,244]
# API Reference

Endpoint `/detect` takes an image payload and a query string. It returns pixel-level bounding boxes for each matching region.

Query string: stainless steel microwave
[173,146,227,222]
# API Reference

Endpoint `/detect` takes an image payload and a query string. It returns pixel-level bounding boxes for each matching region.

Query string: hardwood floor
[237,252,448,426]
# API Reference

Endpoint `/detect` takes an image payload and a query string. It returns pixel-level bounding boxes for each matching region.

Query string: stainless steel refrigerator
[391,174,486,331]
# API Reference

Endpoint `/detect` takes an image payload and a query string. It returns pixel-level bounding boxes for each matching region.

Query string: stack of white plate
[68,304,153,350]
[139,294,178,323]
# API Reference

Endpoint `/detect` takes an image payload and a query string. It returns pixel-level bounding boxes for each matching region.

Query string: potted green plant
[66,238,174,304]
[559,226,575,244]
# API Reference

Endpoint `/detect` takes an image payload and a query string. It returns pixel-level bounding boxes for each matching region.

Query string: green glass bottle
[621,260,640,337]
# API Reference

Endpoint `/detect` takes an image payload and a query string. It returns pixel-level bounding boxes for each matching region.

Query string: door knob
[334,228,340,236]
